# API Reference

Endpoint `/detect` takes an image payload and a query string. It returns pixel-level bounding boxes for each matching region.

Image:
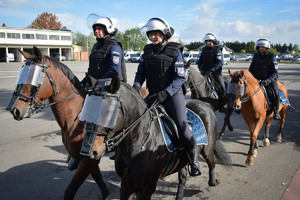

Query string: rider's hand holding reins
[156,90,168,103]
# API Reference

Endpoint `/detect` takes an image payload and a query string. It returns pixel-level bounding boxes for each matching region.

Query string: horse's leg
[64,158,98,200]
[175,167,187,200]
[219,108,234,140]
[245,118,264,166]
[277,105,288,143]
[120,178,135,200]
[263,117,271,147]
[91,166,109,199]
[201,147,218,186]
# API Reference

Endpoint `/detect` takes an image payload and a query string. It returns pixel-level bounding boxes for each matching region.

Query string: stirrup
[188,162,201,176]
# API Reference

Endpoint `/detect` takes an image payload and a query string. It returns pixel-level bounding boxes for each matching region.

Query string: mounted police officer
[69,15,127,170]
[133,17,201,176]
[82,14,127,87]
[198,33,226,112]
[249,38,280,120]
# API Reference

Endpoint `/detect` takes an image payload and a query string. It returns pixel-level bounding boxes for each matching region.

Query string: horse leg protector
[264,126,270,139]
[176,168,187,200]
[248,142,255,155]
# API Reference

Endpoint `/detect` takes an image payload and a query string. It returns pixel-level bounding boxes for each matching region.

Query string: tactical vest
[202,45,222,71]
[88,38,127,82]
[252,52,274,80]
[143,42,183,94]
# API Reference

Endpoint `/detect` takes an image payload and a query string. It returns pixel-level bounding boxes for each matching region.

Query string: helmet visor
[140,20,167,37]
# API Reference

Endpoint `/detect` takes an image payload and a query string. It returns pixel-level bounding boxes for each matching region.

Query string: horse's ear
[185,60,191,69]
[33,46,43,63]
[109,76,120,94]
[19,49,32,60]
[228,69,234,77]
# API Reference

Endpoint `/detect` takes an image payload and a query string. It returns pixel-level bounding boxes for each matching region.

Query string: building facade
[0,27,72,62]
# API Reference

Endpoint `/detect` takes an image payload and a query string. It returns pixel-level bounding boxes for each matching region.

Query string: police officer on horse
[249,38,280,120]
[133,17,201,176]
[198,33,226,112]
[82,14,127,86]
[69,14,127,170]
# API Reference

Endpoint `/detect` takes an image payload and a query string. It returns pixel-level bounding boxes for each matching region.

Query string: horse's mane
[120,82,147,107]
[46,56,86,94]
[241,69,259,85]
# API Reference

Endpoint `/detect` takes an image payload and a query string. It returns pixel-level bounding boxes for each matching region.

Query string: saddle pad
[279,89,290,105]
[159,108,208,152]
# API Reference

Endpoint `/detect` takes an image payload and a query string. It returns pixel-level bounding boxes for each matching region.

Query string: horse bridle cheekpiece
[79,79,120,157]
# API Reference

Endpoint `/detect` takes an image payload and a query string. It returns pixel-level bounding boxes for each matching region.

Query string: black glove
[133,85,140,95]
[261,80,268,86]
[157,90,169,103]
[200,70,206,76]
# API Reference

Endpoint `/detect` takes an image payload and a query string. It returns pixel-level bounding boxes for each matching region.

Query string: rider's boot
[273,93,281,120]
[67,157,79,171]
[219,97,226,113]
[183,136,201,176]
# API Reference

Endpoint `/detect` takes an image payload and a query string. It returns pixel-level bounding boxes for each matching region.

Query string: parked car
[189,57,199,64]
[124,51,139,62]
[128,52,143,63]
[291,55,300,63]
[278,54,293,62]
[183,51,200,64]
[54,54,66,61]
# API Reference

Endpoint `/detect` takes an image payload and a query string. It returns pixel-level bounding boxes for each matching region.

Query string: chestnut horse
[185,64,234,139]
[228,69,289,166]
[84,76,231,200]
[6,47,109,199]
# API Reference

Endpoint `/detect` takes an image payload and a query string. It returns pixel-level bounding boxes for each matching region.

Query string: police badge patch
[177,67,185,77]
[112,56,120,64]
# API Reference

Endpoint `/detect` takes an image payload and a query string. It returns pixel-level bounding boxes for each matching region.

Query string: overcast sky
[1,0,299,45]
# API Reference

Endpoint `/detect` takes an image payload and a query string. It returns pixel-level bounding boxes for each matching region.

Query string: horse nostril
[91,151,98,159]
[11,108,20,120]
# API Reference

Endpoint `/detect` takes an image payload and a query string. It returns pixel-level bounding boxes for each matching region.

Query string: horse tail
[214,140,232,166]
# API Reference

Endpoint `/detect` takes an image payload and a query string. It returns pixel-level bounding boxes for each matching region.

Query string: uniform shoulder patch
[177,67,185,77]
[112,56,120,64]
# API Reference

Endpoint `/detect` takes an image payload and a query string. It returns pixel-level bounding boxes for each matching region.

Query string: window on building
[22,34,34,39]
[49,35,59,40]
[36,34,47,40]
[7,33,21,39]
[0,32,5,38]
[61,36,71,40]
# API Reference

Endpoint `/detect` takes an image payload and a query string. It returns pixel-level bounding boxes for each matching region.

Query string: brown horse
[228,69,289,166]
[6,47,109,199]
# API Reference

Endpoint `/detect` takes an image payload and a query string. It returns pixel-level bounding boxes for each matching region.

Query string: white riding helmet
[87,13,118,36]
[140,17,174,40]
[203,33,218,44]
[255,38,271,50]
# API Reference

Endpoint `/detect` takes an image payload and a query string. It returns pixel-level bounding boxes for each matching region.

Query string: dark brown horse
[83,76,231,199]
[185,64,234,139]
[228,69,289,166]
[6,47,109,199]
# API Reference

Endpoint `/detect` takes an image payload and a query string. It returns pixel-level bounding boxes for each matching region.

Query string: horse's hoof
[245,159,254,166]
[263,138,270,147]
[218,133,224,140]
[209,179,220,186]
[276,137,282,143]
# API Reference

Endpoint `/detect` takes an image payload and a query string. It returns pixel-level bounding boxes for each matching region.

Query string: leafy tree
[185,41,204,50]
[29,12,62,30]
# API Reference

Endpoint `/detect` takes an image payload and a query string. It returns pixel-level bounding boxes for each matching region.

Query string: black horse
[185,63,234,139]
[85,76,231,200]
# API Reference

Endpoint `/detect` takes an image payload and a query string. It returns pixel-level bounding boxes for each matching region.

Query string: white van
[8,53,15,61]
[222,48,230,65]
[124,51,138,62]
[183,51,200,64]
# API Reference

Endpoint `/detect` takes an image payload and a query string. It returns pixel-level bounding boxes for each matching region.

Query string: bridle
[8,56,79,114]
[230,75,263,103]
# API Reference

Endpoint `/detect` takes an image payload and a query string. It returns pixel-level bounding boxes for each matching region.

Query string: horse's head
[228,69,248,110]
[7,47,54,120]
